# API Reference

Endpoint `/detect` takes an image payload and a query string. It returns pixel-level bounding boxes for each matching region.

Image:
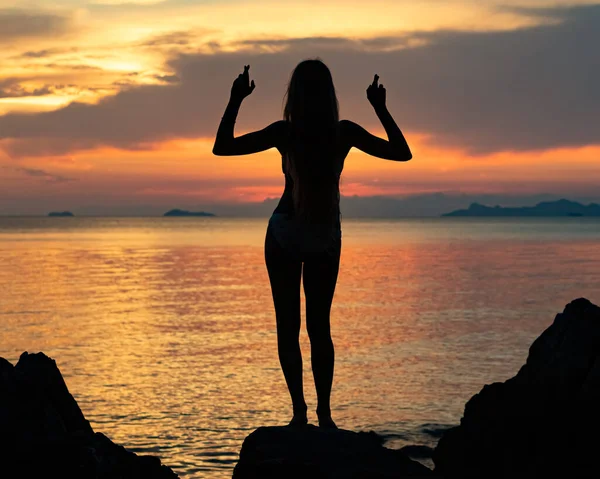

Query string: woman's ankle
[293,404,308,415]
[288,407,308,428]
[316,406,331,418]
[317,413,337,429]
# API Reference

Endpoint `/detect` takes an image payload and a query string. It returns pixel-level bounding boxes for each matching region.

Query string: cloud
[154,74,180,83]
[42,63,103,72]
[235,35,415,52]
[14,167,75,183]
[0,4,599,157]
[0,9,72,42]
[18,47,78,59]
[0,79,54,99]
[140,30,195,47]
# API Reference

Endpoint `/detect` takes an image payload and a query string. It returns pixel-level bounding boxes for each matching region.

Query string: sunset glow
[1,0,599,214]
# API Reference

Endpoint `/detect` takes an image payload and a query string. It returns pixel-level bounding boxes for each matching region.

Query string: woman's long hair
[282,58,341,224]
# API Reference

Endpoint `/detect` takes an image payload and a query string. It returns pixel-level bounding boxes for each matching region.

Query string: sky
[0,0,599,215]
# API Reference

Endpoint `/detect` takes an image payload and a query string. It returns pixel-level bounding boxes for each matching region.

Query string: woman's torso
[268,121,350,256]
[272,121,349,221]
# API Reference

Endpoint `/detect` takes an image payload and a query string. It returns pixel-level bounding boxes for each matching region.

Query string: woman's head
[283,58,339,127]
[282,58,341,224]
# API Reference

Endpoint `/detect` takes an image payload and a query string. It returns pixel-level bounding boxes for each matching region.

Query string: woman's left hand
[231,64,256,101]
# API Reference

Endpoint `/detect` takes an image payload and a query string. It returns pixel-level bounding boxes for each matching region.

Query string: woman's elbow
[212,144,224,156]
[391,151,412,161]
[401,147,413,161]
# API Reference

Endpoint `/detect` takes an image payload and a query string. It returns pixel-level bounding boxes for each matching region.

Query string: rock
[433,298,600,478]
[48,211,74,217]
[232,424,434,478]
[0,352,178,479]
[399,445,434,459]
[163,209,215,217]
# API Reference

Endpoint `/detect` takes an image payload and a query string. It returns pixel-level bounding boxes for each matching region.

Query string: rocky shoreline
[2,298,599,478]
[0,352,178,479]
[433,297,600,477]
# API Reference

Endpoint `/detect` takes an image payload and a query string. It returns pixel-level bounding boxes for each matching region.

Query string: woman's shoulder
[282,120,347,128]
[274,121,291,156]
[337,119,356,135]
[279,120,348,148]
[271,120,290,135]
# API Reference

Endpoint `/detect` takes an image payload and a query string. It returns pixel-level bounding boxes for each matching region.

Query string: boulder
[433,298,600,477]
[233,424,434,478]
[399,445,434,459]
[0,352,178,479]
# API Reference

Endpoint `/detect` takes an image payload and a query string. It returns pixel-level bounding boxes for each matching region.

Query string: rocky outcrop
[232,424,434,478]
[48,211,74,216]
[433,298,600,477]
[0,352,178,479]
[163,209,215,217]
[7,298,600,478]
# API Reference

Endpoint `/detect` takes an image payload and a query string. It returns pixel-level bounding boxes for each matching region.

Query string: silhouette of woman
[213,59,412,428]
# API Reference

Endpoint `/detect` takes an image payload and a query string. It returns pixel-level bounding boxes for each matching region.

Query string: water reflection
[1,218,599,477]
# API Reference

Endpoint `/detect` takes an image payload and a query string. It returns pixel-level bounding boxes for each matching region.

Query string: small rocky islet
[47,211,74,217]
[163,209,215,217]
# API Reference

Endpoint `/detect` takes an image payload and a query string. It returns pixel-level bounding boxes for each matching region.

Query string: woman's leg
[302,238,341,428]
[264,226,307,425]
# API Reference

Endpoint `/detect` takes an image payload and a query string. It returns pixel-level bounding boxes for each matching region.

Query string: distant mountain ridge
[163,209,215,217]
[442,199,600,217]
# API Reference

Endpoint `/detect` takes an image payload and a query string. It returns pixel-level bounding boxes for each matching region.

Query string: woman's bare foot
[318,415,337,429]
[287,405,308,428]
[287,413,308,428]
[316,408,337,429]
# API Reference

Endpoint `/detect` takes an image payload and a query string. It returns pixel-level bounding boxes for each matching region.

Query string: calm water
[1,217,599,477]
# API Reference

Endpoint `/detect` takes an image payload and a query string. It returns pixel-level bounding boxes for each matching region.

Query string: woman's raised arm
[212,64,286,156]
[340,74,412,161]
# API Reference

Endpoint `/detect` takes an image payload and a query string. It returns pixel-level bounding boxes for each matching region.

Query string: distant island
[442,199,600,217]
[48,211,74,217]
[163,209,215,217]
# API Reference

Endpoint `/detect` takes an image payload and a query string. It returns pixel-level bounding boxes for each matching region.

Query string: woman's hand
[366,74,386,110]
[231,64,256,101]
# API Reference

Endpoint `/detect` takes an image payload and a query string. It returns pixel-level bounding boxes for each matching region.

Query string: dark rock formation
[399,445,434,460]
[0,352,178,479]
[163,209,215,217]
[48,211,74,217]
[232,424,434,478]
[434,298,600,477]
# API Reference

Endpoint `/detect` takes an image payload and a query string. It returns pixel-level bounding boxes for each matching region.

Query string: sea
[1,217,599,477]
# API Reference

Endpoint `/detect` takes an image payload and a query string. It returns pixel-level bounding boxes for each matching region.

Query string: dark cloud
[138,29,218,50]
[19,47,77,59]
[14,167,75,183]
[0,9,71,42]
[141,31,195,47]
[0,79,54,99]
[0,4,599,157]
[154,74,180,83]
[42,63,102,71]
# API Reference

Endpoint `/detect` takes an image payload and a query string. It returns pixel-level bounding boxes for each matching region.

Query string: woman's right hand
[230,64,256,102]
[367,74,386,110]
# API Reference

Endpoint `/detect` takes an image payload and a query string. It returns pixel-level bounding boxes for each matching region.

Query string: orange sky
[1,0,599,214]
